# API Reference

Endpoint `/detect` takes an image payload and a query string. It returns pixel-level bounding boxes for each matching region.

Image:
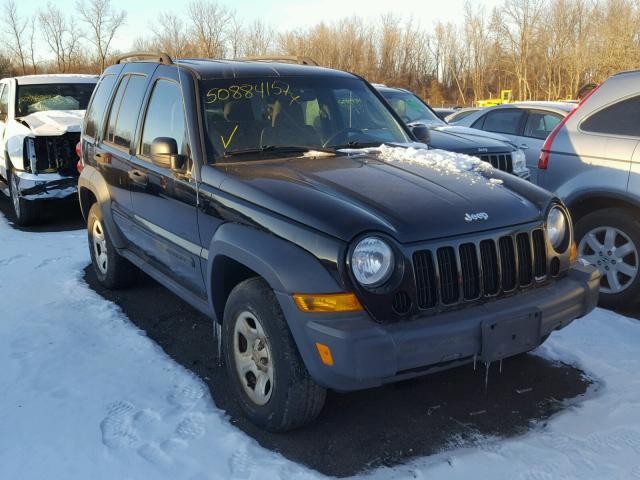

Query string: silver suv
[538,70,640,308]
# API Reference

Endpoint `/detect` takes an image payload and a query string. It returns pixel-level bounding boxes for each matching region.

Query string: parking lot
[0,199,628,478]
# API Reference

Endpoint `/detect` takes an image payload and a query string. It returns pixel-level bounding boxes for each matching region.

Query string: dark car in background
[375,85,530,179]
[78,53,598,431]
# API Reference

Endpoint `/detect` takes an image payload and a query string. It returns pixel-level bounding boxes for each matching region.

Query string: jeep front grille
[478,153,513,173]
[412,228,547,310]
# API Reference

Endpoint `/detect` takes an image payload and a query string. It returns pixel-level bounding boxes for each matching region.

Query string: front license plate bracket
[481,311,542,363]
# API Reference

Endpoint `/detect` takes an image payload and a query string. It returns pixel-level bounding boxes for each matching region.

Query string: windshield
[200,76,411,160]
[16,83,96,116]
[380,89,445,127]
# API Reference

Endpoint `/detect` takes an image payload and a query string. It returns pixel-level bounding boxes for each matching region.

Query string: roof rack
[240,55,319,66]
[115,51,173,65]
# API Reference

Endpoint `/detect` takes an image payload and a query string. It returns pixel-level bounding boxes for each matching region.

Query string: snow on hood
[353,144,504,187]
[18,110,85,136]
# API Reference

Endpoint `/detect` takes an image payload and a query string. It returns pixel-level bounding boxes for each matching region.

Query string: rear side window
[85,74,116,139]
[581,96,640,137]
[140,79,188,157]
[523,111,562,139]
[479,109,524,135]
[105,74,148,149]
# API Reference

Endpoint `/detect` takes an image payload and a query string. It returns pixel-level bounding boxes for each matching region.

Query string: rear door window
[105,74,148,149]
[480,109,525,135]
[523,111,563,139]
[581,96,640,137]
[140,79,188,158]
[85,74,116,139]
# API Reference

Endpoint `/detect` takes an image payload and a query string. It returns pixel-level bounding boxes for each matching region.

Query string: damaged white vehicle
[0,74,97,225]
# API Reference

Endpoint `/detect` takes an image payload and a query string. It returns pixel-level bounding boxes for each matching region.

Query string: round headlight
[351,237,395,286]
[547,206,568,251]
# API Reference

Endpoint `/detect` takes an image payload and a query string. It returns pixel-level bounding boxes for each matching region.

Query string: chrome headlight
[351,237,395,286]
[512,149,527,174]
[547,206,569,251]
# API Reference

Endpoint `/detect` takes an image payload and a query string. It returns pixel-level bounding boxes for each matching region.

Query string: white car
[0,74,97,225]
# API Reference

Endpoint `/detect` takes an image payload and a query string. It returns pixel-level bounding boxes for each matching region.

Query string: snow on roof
[13,74,98,85]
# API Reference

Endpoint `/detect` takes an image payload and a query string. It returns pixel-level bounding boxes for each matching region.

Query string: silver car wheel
[10,172,21,218]
[92,219,109,275]
[578,226,638,294]
[233,310,274,406]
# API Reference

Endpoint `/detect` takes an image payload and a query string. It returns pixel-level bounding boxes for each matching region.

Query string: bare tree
[149,11,192,58]
[243,19,273,57]
[39,3,82,73]
[4,0,28,74]
[187,0,232,58]
[77,0,127,71]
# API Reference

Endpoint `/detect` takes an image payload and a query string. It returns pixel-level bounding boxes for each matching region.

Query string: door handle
[128,169,148,185]
[94,152,111,164]
[519,144,529,150]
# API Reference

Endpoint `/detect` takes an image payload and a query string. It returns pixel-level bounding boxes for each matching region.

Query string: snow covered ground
[1,209,639,480]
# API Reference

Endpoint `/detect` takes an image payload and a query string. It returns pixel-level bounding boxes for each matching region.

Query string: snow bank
[1,206,639,480]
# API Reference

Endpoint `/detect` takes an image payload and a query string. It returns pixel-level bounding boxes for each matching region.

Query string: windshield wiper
[224,145,336,157]
[331,141,384,150]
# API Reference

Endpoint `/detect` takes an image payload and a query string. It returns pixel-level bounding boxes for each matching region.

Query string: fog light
[315,342,334,366]
[293,293,363,313]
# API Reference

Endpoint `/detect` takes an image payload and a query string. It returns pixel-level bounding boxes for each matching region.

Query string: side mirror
[410,124,431,144]
[150,137,185,171]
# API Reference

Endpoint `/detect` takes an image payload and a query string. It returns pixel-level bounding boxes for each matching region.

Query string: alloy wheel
[578,226,638,294]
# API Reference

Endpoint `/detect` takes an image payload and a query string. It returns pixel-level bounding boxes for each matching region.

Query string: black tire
[87,203,138,289]
[575,208,640,309]
[223,277,326,431]
[8,167,41,226]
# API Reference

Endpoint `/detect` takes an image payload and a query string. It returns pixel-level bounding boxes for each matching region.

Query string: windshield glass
[16,83,96,116]
[200,76,411,160]
[380,89,445,127]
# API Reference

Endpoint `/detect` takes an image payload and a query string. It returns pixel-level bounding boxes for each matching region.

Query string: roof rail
[115,51,173,65]
[240,55,319,66]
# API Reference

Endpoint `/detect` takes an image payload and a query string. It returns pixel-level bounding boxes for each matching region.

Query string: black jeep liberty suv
[78,52,600,431]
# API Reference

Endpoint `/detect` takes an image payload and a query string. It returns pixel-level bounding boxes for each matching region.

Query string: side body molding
[206,222,345,322]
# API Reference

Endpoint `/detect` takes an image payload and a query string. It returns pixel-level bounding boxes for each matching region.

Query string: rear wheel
[575,208,640,309]
[87,203,137,289]
[8,168,40,226]
[223,277,326,431]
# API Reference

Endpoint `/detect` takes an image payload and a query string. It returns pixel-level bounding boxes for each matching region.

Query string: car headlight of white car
[512,149,527,174]
[351,237,395,287]
[546,206,570,252]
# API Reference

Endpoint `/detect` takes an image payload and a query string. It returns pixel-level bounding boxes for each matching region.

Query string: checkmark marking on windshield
[221,125,239,149]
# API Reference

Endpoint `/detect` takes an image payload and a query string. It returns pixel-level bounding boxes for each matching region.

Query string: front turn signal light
[293,293,363,313]
[315,342,334,366]
[570,242,577,263]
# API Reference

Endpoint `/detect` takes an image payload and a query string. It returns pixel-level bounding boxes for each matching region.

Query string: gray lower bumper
[278,263,600,391]
[13,171,78,201]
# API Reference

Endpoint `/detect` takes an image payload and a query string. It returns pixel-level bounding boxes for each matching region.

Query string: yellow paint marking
[221,125,239,149]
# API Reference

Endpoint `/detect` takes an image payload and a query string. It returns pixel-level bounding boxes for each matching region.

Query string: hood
[17,110,85,136]
[437,125,518,147]
[215,146,552,244]
[427,126,515,155]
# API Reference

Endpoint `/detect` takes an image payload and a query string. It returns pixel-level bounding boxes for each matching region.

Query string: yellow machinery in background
[476,90,513,107]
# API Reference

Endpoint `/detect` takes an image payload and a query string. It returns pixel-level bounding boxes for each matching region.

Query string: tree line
[2,0,639,106]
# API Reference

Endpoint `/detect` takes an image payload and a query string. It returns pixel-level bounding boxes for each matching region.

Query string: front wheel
[87,203,138,289]
[8,168,40,226]
[575,208,640,309]
[223,277,326,431]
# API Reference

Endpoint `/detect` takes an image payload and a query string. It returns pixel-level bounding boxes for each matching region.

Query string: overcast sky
[17,0,503,56]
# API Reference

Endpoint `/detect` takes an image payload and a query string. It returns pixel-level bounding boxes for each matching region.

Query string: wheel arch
[566,191,640,223]
[207,222,344,323]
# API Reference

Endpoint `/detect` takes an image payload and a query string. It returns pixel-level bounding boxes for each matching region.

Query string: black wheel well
[211,255,260,323]
[79,187,97,221]
[568,195,640,223]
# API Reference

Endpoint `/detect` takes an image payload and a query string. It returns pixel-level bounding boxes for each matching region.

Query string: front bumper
[278,263,600,391]
[13,171,78,201]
